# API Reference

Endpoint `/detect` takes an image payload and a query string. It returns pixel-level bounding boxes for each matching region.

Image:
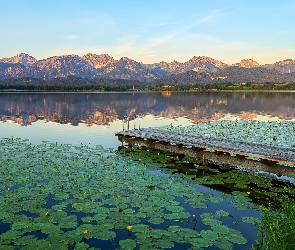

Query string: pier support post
[202,155,208,166]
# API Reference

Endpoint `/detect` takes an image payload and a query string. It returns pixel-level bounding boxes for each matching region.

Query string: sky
[0,0,295,64]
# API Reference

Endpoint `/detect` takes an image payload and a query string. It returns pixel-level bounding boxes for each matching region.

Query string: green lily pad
[156,239,175,248]
[241,216,261,224]
[167,225,182,232]
[75,242,89,250]
[200,230,218,241]
[130,224,149,233]
[227,229,247,244]
[119,239,136,250]
[216,210,229,217]
[96,230,116,240]
[211,225,230,234]
[148,217,164,224]
[190,237,213,248]
[166,205,184,213]
[214,239,234,250]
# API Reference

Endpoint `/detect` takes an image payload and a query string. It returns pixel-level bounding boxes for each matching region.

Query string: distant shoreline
[1,89,295,93]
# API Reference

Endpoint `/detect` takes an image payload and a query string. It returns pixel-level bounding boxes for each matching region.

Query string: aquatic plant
[254,196,295,250]
[0,137,262,249]
[158,120,295,148]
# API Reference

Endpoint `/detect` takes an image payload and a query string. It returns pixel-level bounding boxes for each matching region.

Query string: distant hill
[1,53,295,85]
[152,66,295,85]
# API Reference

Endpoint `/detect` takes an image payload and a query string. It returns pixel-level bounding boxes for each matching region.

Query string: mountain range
[1,53,295,84]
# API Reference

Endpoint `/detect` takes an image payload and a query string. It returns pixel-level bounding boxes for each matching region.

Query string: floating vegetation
[158,120,295,148]
[2,137,291,249]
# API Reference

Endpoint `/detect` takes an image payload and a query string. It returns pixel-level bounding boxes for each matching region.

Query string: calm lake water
[1,91,295,249]
[1,91,295,146]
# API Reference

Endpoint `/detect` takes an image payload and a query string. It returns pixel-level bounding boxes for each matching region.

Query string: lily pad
[130,224,149,233]
[214,239,234,250]
[216,210,229,217]
[119,239,136,250]
[200,230,218,241]
[241,216,261,224]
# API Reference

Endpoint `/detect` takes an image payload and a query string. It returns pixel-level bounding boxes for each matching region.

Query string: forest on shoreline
[1,76,295,92]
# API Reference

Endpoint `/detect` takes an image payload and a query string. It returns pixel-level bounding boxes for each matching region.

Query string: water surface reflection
[1,91,295,126]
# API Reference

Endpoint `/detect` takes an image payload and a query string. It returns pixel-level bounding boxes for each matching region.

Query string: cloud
[149,32,180,47]
[198,9,229,24]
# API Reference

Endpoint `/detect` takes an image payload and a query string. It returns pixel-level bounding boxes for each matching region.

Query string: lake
[1,91,295,249]
[1,91,295,145]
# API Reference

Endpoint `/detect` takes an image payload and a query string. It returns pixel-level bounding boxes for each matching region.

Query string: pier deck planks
[116,128,295,176]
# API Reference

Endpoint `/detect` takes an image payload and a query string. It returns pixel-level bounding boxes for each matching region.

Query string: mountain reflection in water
[0,91,295,126]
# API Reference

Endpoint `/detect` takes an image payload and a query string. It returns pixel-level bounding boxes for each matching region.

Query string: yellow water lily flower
[247,191,250,195]
[45,211,49,216]
[127,225,132,231]
[84,229,88,234]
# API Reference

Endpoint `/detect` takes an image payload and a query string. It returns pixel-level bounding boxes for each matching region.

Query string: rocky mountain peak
[234,59,260,68]
[1,52,295,82]
[272,59,295,73]
[34,55,95,80]
[184,56,227,72]
[0,53,37,66]
[82,53,117,69]
[117,57,144,71]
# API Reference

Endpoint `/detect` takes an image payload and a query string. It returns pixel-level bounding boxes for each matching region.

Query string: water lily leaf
[200,213,213,219]
[0,230,22,240]
[11,221,33,230]
[216,210,229,217]
[208,196,223,203]
[232,203,249,211]
[241,216,261,224]
[214,239,234,250]
[177,228,200,238]
[75,242,89,250]
[166,205,184,213]
[167,225,182,232]
[190,237,213,248]
[14,235,38,246]
[93,213,107,221]
[0,212,11,220]
[150,229,169,238]
[130,224,149,233]
[0,246,15,250]
[201,218,222,227]
[81,216,93,222]
[227,229,247,244]
[135,231,151,240]
[211,225,230,234]
[96,230,116,240]
[22,238,52,249]
[200,230,218,241]
[148,217,164,224]
[156,239,175,248]
[119,239,136,250]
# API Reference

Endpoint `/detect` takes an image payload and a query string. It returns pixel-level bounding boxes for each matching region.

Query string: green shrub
[254,196,295,250]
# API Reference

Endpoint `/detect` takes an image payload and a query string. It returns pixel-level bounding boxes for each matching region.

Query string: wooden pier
[116,128,295,177]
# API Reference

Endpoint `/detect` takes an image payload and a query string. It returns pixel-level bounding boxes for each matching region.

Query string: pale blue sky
[1,0,294,64]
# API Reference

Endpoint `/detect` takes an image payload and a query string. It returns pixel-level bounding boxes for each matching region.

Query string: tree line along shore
[0,77,295,92]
